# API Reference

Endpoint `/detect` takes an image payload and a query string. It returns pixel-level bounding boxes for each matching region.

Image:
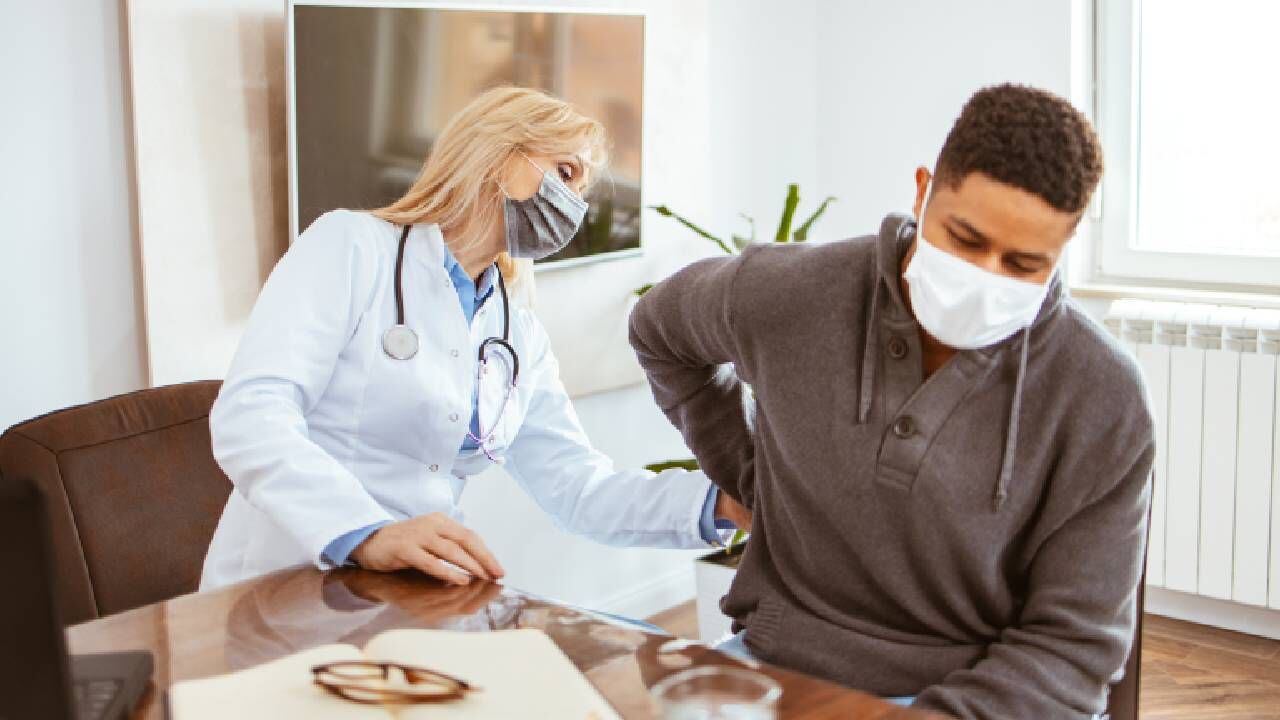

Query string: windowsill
[1070,281,1280,310]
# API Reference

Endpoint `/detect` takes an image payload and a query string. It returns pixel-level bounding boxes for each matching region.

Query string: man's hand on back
[715,491,752,531]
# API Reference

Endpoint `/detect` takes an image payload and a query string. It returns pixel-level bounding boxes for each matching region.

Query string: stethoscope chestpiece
[382,324,419,360]
[383,224,515,371]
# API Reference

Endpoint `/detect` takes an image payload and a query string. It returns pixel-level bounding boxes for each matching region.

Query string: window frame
[1074,0,1280,295]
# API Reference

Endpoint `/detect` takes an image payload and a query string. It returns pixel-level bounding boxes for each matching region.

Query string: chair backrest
[0,381,230,625]
[1104,500,1152,720]
[1104,575,1145,720]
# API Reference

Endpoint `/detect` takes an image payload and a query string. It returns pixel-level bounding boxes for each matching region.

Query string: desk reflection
[224,568,658,675]
[67,566,929,719]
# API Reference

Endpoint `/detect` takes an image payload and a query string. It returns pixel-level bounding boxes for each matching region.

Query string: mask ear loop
[516,148,546,176]
[495,149,530,199]
[509,148,587,204]
[915,179,932,234]
[494,149,545,201]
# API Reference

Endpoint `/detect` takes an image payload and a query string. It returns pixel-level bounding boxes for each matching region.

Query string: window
[1085,0,1280,292]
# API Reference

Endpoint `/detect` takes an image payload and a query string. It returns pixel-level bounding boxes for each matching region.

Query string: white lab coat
[200,210,713,589]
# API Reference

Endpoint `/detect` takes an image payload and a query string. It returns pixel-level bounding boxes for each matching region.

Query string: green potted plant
[641,184,835,641]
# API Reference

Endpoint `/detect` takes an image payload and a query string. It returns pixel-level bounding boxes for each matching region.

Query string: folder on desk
[169,628,621,720]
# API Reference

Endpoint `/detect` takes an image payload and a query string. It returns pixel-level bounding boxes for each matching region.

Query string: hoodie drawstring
[858,278,881,424]
[994,324,1031,512]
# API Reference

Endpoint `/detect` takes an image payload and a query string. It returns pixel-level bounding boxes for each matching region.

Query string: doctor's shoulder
[293,209,396,255]
[254,209,394,312]
[272,209,397,279]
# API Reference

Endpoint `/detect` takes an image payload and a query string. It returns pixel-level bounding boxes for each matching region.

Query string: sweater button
[892,415,916,439]
[887,336,908,359]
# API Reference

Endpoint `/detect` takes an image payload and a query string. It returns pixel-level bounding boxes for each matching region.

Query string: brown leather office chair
[0,381,231,625]
[1105,559,1147,720]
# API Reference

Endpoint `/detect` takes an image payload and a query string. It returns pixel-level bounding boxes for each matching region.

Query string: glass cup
[650,666,782,720]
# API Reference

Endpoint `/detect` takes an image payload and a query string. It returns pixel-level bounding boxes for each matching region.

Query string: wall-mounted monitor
[287,2,645,268]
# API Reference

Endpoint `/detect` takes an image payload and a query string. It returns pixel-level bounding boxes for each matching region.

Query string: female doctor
[200,86,745,590]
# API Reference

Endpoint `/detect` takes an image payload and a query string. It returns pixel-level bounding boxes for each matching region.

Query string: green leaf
[792,196,837,242]
[634,283,655,297]
[774,184,800,243]
[644,458,700,473]
[727,529,748,547]
[649,205,735,255]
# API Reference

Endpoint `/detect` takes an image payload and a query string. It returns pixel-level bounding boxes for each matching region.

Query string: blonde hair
[373,86,609,283]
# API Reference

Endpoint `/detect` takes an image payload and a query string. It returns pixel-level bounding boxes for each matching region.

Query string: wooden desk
[66,567,934,719]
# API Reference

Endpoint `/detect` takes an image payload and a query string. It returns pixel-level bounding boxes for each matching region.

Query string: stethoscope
[382,225,520,461]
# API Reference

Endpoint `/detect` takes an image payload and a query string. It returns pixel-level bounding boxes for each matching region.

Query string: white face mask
[903,183,1055,349]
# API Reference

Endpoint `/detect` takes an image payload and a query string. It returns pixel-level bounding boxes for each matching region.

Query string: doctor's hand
[350,513,506,586]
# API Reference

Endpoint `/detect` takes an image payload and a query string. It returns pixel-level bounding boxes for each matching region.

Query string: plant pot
[693,543,745,643]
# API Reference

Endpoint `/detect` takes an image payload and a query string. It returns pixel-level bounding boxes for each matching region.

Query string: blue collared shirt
[443,252,496,451]
[322,248,729,566]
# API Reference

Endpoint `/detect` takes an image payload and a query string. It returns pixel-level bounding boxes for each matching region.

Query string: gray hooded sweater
[629,214,1154,719]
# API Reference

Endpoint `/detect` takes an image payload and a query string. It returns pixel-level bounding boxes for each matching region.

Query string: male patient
[630,84,1153,719]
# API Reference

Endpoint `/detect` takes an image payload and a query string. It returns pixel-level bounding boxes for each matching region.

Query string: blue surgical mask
[499,151,588,260]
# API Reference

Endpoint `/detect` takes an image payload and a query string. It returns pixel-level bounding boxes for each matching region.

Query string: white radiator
[1104,300,1280,615]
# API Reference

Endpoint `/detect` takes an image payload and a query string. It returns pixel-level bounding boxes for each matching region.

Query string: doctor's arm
[211,212,498,584]
[211,212,394,569]
[628,254,758,510]
[502,316,725,548]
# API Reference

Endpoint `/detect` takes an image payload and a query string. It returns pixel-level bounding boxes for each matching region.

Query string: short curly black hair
[934,84,1103,214]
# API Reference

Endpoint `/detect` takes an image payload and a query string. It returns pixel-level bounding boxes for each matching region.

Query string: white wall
[705,0,821,243]
[127,0,289,389]
[815,0,1074,239]
[0,0,148,433]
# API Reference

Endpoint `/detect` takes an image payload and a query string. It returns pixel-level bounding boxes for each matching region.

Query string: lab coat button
[450,349,460,358]
[449,412,460,422]
[892,415,916,439]
[887,336,908,359]
[429,463,439,472]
